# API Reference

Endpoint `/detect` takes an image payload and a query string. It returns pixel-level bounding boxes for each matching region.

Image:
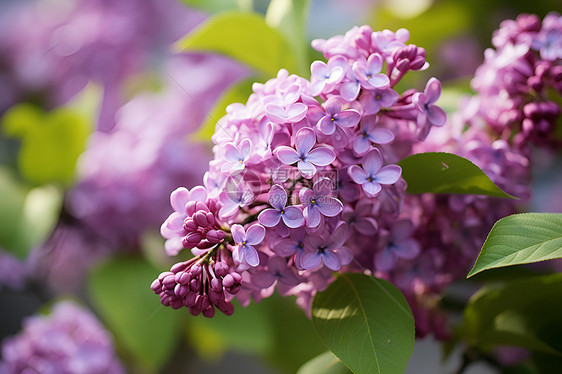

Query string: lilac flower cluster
[471,12,562,148]
[152,25,448,317]
[0,301,124,374]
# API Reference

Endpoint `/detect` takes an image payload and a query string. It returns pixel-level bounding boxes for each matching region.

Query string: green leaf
[468,213,562,278]
[461,273,562,356]
[398,152,515,198]
[265,0,310,76]
[311,273,415,374]
[89,257,184,371]
[2,103,91,185]
[297,351,352,374]
[175,11,298,77]
[190,77,256,141]
[186,298,274,360]
[0,168,63,259]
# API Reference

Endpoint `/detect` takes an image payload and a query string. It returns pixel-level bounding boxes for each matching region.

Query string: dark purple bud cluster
[182,200,225,250]
[151,254,241,317]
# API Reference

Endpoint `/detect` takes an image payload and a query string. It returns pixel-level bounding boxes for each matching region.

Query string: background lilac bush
[0,0,560,373]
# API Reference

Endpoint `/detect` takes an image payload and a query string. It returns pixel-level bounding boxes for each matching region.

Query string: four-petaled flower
[251,256,301,294]
[353,116,395,154]
[232,223,266,267]
[316,97,361,135]
[309,57,346,96]
[299,178,343,228]
[258,184,305,229]
[348,148,401,197]
[301,222,353,271]
[360,87,400,115]
[221,139,252,172]
[412,77,446,138]
[353,53,390,89]
[375,220,420,271]
[275,127,336,178]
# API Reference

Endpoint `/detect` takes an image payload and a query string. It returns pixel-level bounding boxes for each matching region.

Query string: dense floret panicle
[152,25,448,318]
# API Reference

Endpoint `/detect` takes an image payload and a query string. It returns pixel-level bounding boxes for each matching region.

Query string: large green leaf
[2,103,91,185]
[398,152,514,198]
[297,351,352,374]
[265,0,310,76]
[311,273,414,374]
[89,257,184,371]
[190,77,255,141]
[461,273,562,355]
[468,213,562,278]
[176,11,298,77]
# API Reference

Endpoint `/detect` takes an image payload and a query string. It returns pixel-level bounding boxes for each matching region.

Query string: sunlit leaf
[311,273,414,374]
[468,213,562,277]
[398,152,515,198]
[190,78,255,141]
[175,11,298,77]
[297,351,352,374]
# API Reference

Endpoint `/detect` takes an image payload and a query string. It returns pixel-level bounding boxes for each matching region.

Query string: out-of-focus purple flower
[251,256,301,294]
[0,301,124,374]
[348,148,401,197]
[301,223,352,271]
[275,127,336,178]
[0,250,26,291]
[375,220,420,271]
[232,224,266,268]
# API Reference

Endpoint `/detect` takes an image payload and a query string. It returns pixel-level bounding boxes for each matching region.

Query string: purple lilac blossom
[471,12,562,149]
[151,24,452,324]
[0,301,124,374]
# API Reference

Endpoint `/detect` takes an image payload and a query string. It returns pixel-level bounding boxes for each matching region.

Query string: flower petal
[252,271,276,288]
[362,181,382,196]
[424,77,442,104]
[321,250,341,271]
[375,164,402,184]
[275,146,300,165]
[317,196,343,217]
[367,73,390,88]
[298,160,317,178]
[394,239,421,259]
[189,186,208,202]
[268,184,288,210]
[353,136,371,154]
[258,209,282,227]
[245,224,266,245]
[362,148,383,175]
[307,146,336,166]
[242,245,260,267]
[305,205,321,228]
[265,104,289,124]
[300,251,322,269]
[286,103,308,123]
[375,249,395,271]
[347,165,368,184]
[272,238,298,256]
[281,206,305,228]
[317,115,336,135]
[339,81,361,101]
[368,128,394,144]
[427,105,446,127]
[231,224,246,245]
[353,217,378,235]
[295,127,316,156]
[170,188,190,213]
[223,142,241,162]
[324,97,343,115]
[334,109,361,128]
